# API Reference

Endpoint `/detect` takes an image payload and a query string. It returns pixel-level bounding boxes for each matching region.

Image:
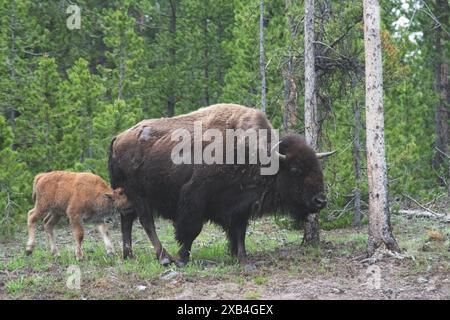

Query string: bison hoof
[123,250,135,260]
[123,253,135,260]
[174,259,188,268]
[25,249,33,256]
[159,256,171,266]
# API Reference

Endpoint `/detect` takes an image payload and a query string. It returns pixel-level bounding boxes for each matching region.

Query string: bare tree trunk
[303,0,320,245]
[203,15,210,106]
[283,0,298,133]
[6,0,17,148]
[433,11,449,167]
[363,0,399,256]
[259,0,266,113]
[217,18,224,87]
[433,0,450,197]
[118,39,125,100]
[353,87,362,228]
[87,120,93,159]
[304,0,319,151]
[166,0,177,117]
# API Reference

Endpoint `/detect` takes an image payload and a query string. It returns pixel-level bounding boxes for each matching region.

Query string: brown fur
[109,104,327,265]
[25,171,129,260]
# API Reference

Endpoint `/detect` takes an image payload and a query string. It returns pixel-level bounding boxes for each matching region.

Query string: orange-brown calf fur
[25,171,129,260]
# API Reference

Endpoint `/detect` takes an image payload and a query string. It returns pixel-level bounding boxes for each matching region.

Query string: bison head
[104,187,130,210]
[274,134,333,219]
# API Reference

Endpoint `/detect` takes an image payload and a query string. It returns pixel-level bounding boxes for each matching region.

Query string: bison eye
[290,167,302,175]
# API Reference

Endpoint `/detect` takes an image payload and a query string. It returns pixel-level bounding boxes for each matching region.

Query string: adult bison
[109,103,333,265]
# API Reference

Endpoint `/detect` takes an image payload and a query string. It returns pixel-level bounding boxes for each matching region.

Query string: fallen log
[397,209,450,223]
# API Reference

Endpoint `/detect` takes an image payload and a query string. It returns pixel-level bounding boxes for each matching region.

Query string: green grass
[253,275,268,285]
[243,290,261,300]
[5,274,54,295]
[2,215,449,299]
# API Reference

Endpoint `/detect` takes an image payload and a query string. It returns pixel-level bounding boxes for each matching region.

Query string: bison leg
[174,216,203,266]
[228,221,248,263]
[174,180,207,266]
[69,215,84,261]
[98,223,114,256]
[26,208,43,255]
[121,210,136,259]
[137,207,172,266]
[43,213,61,256]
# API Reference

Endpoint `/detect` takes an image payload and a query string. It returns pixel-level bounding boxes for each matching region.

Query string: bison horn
[316,150,336,159]
[270,141,287,160]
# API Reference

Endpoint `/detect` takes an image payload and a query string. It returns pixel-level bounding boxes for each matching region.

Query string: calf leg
[43,213,61,256]
[69,215,84,261]
[26,208,43,255]
[135,200,172,266]
[98,223,114,255]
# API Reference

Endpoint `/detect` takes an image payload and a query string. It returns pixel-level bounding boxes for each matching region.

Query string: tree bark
[302,213,320,245]
[353,89,362,228]
[304,0,319,151]
[363,0,399,255]
[166,0,177,117]
[6,0,17,148]
[432,0,450,197]
[203,14,210,106]
[283,0,298,133]
[118,38,125,101]
[259,0,266,113]
[303,0,320,245]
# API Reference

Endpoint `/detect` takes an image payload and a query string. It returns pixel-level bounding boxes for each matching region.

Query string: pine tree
[58,58,107,171]
[0,115,31,234]
[15,56,63,172]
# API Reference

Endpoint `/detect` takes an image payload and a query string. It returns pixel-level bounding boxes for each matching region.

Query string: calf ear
[103,193,114,201]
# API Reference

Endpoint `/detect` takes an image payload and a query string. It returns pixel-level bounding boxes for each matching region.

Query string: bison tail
[108,136,122,189]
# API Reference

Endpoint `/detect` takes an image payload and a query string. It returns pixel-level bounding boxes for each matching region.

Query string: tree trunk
[353,90,362,228]
[217,17,224,87]
[363,0,399,256]
[118,38,125,100]
[7,0,17,148]
[259,0,266,113]
[203,15,210,106]
[166,0,177,117]
[283,0,298,133]
[304,0,319,151]
[302,213,320,245]
[433,0,450,197]
[303,0,320,245]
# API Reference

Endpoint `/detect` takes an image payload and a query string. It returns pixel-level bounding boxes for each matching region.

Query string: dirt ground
[0,214,449,300]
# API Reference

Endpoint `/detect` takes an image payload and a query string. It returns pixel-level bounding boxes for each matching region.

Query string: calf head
[104,187,129,210]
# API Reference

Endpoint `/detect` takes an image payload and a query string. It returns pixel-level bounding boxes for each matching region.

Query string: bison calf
[25,171,129,260]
